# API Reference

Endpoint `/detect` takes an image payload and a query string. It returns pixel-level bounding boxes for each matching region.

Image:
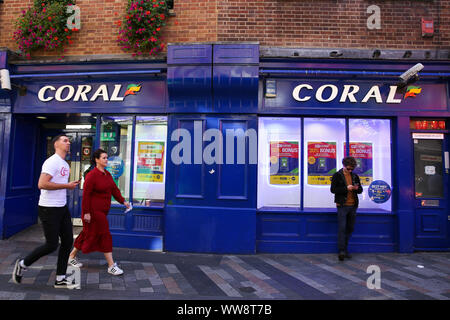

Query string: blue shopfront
[0,44,449,254]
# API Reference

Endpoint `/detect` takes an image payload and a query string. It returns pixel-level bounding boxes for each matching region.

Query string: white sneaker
[107,263,123,276]
[68,258,83,268]
[54,277,78,289]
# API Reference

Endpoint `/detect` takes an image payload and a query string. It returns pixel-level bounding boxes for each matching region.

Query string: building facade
[0,1,449,253]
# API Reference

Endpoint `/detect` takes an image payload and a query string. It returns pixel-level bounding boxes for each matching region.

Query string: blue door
[65,132,94,224]
[413,134,450,250]
[165,114,258,253]
[3,116,39,238]
[0,115,9,238]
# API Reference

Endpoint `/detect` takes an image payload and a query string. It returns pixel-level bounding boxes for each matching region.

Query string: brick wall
[0,0,448,59]
[217,0,450,50]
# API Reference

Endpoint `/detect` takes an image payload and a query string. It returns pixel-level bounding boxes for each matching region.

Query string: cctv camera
[399,63,424,83]
[0,69,11,90]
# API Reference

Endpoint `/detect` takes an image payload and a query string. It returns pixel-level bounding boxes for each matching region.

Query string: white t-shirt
[38,153,70,207]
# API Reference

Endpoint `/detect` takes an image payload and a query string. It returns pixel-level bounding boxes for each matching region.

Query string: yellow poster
[137,141,165,182]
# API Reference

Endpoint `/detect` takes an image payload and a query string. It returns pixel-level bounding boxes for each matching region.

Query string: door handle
[445,151,449,173]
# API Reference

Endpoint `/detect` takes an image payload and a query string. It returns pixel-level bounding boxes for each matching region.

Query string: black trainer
[12,259,27,284]
[338,251,345,261]
[54,277,78,289]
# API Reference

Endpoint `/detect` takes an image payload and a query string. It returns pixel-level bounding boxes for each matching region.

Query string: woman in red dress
[68,149,130,275]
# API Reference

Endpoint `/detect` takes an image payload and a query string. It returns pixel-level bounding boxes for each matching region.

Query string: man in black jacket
[330,157,363,261]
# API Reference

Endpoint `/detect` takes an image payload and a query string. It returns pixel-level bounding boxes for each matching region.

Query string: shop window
[349,119,392,211]
[100,116,133,203]
[257,117,301,208]
[303,118,346,209]
[133,116,168,207]
[258,117,393,212]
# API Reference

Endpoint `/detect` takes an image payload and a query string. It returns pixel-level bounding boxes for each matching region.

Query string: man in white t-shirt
[12,134,80,289]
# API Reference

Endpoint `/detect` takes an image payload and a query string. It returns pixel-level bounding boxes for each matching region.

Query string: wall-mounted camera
[397,63,424,88]
[0,69,11,90]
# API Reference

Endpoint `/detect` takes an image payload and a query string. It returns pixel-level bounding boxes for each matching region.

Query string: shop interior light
[66,124,92,130]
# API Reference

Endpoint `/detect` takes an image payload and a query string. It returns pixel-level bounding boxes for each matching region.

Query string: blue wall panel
[213,44,259,113]
[168,66,212,113]
[3,195,37,238]
[109,206,163,251]
[165,205,256,253]
[396,117,415,252]
[257,212,396,253]
[168,44,213,113]
[213,66,259,113]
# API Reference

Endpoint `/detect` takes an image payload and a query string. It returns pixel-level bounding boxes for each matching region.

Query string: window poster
[345,142,373,186]
[307,142,336,185]
[269,141,299,185]
[136,141,165,182]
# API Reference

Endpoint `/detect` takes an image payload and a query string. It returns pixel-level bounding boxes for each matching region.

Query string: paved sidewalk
[0,224,449,300]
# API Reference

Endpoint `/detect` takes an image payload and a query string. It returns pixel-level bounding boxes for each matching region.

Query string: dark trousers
[337,206,357,252]
[24,205,73,276]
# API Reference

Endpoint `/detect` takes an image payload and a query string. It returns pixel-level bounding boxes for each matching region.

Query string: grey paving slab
[0,224,449,300]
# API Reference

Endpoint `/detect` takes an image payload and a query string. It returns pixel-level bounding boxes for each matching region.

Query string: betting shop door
[413,133,450,250]
[42,131,94,225]
[65,132,94,226]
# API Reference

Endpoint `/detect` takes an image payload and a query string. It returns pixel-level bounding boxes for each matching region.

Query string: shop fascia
[292,84,403,103]
[38,84,132,102]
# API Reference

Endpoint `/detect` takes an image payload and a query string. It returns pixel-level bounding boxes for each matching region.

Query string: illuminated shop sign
[263,79,447,111]
[37,83,142,102]
[15,79,165,113]
[292,84,408,104]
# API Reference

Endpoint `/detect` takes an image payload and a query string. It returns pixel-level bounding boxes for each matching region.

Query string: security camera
[0,69,11,90]
[398,63,424,84]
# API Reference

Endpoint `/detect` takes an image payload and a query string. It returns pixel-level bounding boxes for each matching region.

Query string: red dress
[74,167,125,253]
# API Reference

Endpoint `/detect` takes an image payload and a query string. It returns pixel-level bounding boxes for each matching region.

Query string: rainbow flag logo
[124,84,142,97]
[404,86,421,99]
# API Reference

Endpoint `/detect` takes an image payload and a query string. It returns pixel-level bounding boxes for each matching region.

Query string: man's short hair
[51,134,67,148]
[342,156,357,168]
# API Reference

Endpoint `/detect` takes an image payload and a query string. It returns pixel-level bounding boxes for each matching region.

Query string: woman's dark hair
[342,156,357,168]
[91,148,107,166]
[83,148,107,178]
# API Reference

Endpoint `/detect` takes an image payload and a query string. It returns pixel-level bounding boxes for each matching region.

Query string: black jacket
[330,169,363,207]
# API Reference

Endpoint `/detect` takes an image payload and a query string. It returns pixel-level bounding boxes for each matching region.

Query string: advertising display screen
[349,119,392,211]
[270,141,299,185]
[307,141,337,185]
[304,118,345,208]
[137,141,165,183]
[258,118,301,208]
[345,142,373,186]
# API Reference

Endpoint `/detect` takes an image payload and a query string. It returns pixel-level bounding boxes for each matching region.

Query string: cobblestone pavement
[0,224,449,300]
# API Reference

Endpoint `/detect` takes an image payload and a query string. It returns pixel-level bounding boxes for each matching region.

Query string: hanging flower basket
[117,0,169,56]
[13,0,76,58]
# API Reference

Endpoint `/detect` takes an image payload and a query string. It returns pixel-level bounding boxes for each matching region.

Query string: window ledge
[111,202,165,210]
[257,207,394,215]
